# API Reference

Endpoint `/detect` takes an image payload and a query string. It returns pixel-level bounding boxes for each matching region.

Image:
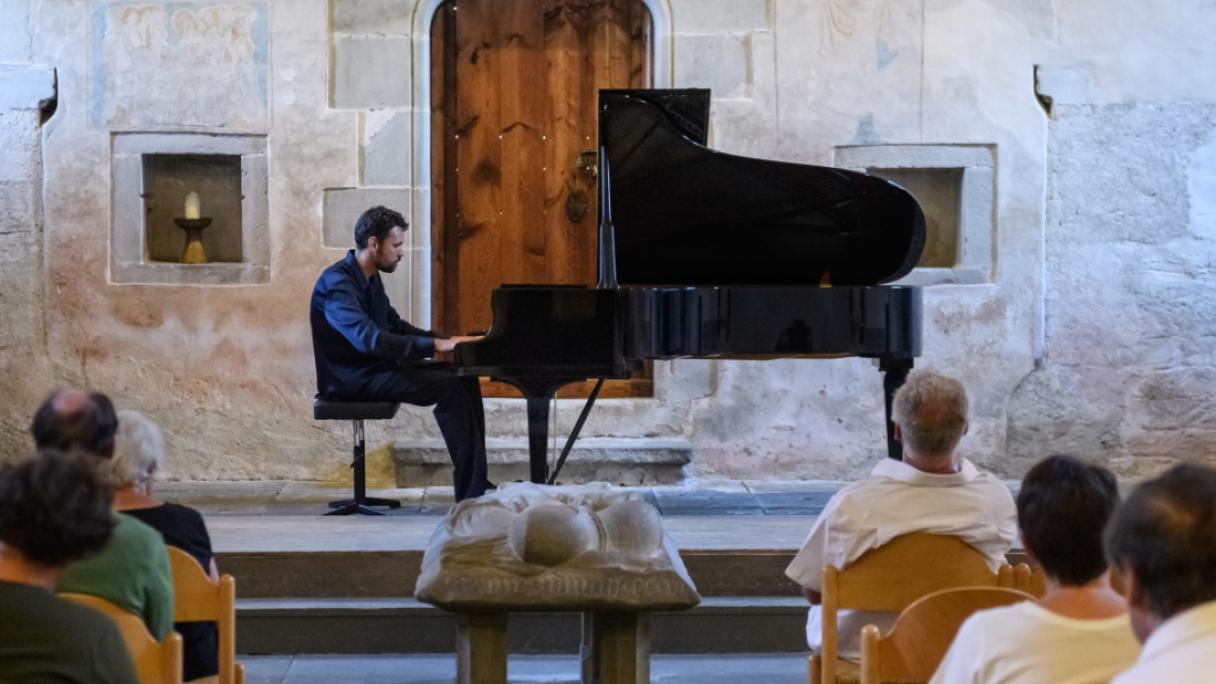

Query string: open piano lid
[598,89,926,287]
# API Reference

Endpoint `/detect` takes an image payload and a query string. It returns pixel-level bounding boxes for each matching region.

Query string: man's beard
[379,259,399,273]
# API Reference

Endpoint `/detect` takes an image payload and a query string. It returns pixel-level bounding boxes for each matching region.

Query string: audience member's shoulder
[54,591,120,631]
[829,475,885,501]
[966,461,1012,487]
[116,510,169,544]
[163,501,207,525]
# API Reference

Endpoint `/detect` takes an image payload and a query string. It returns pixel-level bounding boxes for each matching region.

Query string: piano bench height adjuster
[325,417,403,516]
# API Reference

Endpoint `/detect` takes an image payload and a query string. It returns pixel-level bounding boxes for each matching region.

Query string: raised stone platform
[391,438,694,486]
[161,480,832,656]
[159,479,1022,657]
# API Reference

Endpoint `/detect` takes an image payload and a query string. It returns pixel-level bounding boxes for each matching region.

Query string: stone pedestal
[580,611,650,684]
[416,483,700,684]
[456,613,507,684]
[452,610,652,684]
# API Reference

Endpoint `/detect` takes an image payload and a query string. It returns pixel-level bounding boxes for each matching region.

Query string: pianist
[310,205,491,501]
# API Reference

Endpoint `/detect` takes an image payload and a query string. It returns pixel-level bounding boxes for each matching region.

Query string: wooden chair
[1013,563,1047,598]
[60,592,183,684]
[859,586,1033,684]
[167,546,244,684]
[808,533,1016,684]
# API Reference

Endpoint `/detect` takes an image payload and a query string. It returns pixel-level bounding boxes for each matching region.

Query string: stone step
[236,596,809,655]
[216,548,801,600]
[392,437,693,487]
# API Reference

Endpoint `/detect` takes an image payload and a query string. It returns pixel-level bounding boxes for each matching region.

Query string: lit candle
[184,191,200,220]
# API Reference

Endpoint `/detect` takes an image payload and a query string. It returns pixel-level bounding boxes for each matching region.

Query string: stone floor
[243,653,807,684]
[156,479,845,518]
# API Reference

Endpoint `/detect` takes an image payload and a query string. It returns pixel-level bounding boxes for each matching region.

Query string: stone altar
[415,482,700,684]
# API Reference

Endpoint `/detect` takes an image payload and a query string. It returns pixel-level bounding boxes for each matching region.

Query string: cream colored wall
[1,0,1213,481]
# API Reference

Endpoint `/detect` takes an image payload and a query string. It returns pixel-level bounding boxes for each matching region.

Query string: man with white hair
[784,370,1017,659]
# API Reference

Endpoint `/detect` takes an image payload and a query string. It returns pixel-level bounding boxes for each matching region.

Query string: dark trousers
[363,365,488,501]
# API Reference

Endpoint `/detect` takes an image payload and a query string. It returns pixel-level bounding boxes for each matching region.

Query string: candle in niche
[184,191,200,220]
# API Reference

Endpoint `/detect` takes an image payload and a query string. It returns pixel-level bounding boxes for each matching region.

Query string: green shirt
[58,512,174,639]
[0,580,138,684]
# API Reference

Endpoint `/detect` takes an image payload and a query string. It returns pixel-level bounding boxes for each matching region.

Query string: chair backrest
[166,546,239,684]
[1013,563,1047,598]
[60,592,183,684]
[859,586,1033,684]
[818,533,1014,683]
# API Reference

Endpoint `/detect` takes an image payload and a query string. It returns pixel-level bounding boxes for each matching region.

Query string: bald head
[30,389,119,459]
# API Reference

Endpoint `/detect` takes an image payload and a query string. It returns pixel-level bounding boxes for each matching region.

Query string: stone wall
[0,63,56,459]
[0,0,1213,481]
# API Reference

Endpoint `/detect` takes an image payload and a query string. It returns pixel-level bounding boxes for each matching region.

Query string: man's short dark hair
[354,205,408,249]
[1018,454,1119,586]
[30,389,119,459]
[0,450,114,567]
[1106,463,1216,619]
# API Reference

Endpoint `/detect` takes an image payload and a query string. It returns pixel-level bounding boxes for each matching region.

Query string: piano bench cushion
[313,398,400,421]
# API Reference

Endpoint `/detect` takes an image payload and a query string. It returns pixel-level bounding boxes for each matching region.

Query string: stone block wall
[0,64,55,460]
[1007,102,1216,474]
[0,0,1213,482]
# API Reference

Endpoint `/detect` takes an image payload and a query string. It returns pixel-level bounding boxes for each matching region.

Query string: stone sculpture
[415,482,699,611]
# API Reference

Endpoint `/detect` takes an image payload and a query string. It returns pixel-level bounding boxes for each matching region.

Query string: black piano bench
[313,397,402,516]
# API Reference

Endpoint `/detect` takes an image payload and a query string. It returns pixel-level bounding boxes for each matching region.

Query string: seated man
[31,389,175,640]
[310,205,489,501]
[784,370,1017,659]
[0,450,138,683]
[931,454,1139,683]
[1107,463,1216,683]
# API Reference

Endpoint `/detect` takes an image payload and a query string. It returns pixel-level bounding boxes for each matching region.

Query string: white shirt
[1112,601,1216,684]
[784,458,1017,658]
[930,600,1140,684]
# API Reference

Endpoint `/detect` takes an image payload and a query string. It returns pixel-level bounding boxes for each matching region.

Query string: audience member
[0,450,138,683]
[31,388,175,640]
[1107,463,1216,683]
[931,455,1139,683]
[112,409,219,680]
[784,370,1017,658]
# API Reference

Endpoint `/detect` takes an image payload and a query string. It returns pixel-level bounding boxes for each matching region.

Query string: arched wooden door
[430,0,653,398]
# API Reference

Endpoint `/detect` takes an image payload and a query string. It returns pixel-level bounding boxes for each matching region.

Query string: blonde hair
[110,410,165,487]
[891,371,969,457]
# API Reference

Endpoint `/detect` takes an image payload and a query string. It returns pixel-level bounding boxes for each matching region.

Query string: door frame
[403,0,674,329]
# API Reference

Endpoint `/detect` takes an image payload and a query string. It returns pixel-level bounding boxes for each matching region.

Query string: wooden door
[431,0,652,398]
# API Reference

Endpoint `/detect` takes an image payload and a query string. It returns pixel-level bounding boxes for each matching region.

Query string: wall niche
[835,144,995,285]
[142,154,243,264]
[111,133,268,285]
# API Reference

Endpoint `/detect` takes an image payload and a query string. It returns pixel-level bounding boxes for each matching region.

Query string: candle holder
[174,217,212,264]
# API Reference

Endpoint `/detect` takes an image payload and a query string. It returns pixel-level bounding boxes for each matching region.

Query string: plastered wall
[1,0,1213,481]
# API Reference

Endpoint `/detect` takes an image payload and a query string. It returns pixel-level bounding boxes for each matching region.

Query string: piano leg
[880,358,914,461]
[496,376,593,485]
[525,396,551,484]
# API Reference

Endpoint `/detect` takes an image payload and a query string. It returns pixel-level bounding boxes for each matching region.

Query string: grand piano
[454,89,925,484]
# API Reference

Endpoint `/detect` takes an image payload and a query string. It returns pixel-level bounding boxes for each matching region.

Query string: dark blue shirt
[310,251,436,398]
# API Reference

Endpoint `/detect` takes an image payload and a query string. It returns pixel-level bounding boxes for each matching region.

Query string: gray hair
[110,410,165,487]
[891,370,969,457]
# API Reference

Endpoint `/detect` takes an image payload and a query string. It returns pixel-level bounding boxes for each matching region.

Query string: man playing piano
[310,205,490,501]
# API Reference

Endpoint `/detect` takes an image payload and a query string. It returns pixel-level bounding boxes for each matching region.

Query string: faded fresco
[91,1,268,128]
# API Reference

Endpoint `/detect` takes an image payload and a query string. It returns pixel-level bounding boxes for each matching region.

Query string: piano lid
[598,89,926,287]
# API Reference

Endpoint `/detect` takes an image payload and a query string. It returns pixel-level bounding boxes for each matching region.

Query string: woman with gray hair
[112,409,219,681]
